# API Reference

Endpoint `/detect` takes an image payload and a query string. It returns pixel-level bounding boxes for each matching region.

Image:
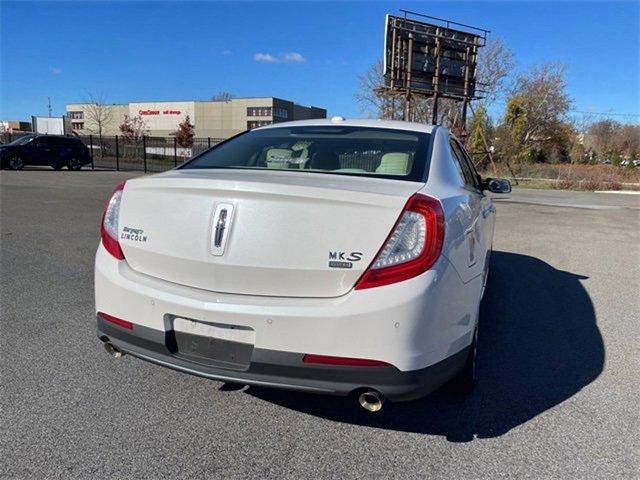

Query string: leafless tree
[211,92,234,102]
[582,119,640,162]
[119,115,148,143]
[83,93,114,145]
[495,63,573,163]
[354,60,461,126]
[118,115,149,159]
[476,37,515,107]
[511,62,572,145]
[354,60,403,120]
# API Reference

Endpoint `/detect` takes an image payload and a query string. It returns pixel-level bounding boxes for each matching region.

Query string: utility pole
[47,97,52,117]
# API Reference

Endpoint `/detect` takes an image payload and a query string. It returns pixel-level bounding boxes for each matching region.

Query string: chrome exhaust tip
[103,341,124,359]
[358,390,385,412]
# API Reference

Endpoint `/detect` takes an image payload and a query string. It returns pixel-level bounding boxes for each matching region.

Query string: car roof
[35,134,80,141]
[256,118,440,134]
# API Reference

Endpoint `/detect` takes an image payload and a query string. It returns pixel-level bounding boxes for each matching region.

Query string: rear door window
[449,139,476,189]
[182,126,432,182]
[36,137,55,147]
[455,140,482,190]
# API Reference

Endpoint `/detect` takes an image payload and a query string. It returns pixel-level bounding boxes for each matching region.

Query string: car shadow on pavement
[244,251,605,442]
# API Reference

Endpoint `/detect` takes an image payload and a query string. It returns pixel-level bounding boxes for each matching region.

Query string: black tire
[67,157,83,171]
[52,161,64,171]
[8,155,24,170]
[449,323,478,394]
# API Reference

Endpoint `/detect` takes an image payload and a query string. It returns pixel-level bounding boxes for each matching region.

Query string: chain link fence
[0,132,223,173]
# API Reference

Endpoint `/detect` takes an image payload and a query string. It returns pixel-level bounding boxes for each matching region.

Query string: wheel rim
[10,157,23,169]
[69,158,81,169]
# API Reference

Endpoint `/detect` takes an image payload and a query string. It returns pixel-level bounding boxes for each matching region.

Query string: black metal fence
[0,132,224,173]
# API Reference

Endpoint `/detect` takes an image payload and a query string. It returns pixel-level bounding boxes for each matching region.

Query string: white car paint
[94,119,502,401]
[117,169,424,297]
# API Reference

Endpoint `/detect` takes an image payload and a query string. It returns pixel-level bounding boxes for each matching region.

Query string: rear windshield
[181,126,431,181]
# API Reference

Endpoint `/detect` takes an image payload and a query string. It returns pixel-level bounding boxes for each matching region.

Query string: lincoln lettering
[121,226,147,243]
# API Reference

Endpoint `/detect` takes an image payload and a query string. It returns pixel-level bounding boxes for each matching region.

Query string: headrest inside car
[376,152,411,175]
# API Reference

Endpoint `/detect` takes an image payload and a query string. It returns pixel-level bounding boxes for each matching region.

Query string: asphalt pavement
[1,169,638,479]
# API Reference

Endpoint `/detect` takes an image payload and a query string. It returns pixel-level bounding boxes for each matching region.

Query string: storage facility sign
[129,102,194,130]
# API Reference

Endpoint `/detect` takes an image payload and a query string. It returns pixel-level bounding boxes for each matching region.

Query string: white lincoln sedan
[95,118,510,411]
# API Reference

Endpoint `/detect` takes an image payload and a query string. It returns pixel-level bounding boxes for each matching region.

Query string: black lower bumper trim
[97,316,469,402]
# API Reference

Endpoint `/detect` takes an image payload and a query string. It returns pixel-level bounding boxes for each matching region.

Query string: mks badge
[328,251,363,269]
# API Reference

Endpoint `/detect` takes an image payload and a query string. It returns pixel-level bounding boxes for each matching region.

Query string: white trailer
[31,116,64,135]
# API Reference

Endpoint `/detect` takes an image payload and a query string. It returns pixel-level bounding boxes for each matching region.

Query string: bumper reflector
[302,354,391,367]
[98,312,134,330]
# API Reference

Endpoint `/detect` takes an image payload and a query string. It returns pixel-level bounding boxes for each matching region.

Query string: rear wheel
[8,156,24,170]
[449,323,478,394]
[67,157,83,171]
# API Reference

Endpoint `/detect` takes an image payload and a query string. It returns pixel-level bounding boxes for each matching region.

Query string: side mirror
[484,177,512,194]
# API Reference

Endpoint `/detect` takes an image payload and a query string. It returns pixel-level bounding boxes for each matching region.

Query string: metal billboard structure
[383,11,488,126]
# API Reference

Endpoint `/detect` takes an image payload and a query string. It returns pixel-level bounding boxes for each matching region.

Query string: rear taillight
[355,193,444,290]
[97,312,133,330]
[101,181,126,260]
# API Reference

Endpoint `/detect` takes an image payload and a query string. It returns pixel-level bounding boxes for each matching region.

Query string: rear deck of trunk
[118,169,424,297]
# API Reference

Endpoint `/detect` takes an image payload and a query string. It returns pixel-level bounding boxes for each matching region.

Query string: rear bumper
[95,241,481,400]
[97,316,469,401]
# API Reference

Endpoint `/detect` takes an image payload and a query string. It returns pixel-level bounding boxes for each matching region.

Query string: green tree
[467,106,493,170]
[468,106,491,154]
[503,95,527,137]
[498,95,528,162]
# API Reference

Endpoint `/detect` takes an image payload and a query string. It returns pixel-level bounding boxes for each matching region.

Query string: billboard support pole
[395,29,402,90]
[404,33,413,121]
[389,27,396,90]
[431,31,442,125]
[461,101,469,133]
[460,44,473,135]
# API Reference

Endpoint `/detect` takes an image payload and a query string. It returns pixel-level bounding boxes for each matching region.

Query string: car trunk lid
[118,169,424,298]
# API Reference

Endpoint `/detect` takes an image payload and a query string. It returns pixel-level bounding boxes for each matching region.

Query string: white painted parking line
[595,190,640,195]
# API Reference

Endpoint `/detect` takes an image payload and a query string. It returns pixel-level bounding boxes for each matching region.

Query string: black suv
[0,135,91,170]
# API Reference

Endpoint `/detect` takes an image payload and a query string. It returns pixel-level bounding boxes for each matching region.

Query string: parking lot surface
[1,170,638,479]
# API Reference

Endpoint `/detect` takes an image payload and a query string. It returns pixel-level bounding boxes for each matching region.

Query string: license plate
[171,318,255,369]
[173,318,255,345]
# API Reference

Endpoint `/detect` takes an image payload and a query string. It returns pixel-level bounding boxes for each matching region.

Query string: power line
[570,110,640,118]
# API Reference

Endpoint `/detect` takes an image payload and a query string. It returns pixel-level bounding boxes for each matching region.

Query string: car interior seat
[375,152,411,175]
[290,142,310,168]
[265,148,293,169]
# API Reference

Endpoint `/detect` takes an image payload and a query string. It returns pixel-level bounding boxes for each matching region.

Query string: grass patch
[483,164,640,191]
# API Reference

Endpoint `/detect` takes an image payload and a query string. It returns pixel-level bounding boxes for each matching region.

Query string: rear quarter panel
[420,128,486,326]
